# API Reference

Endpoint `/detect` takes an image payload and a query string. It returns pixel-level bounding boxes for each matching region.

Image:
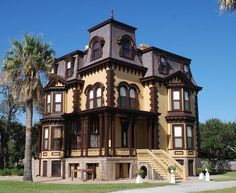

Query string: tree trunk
[23,99,33,181]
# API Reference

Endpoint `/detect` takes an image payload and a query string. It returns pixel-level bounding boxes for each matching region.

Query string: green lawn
[213,172,236,181]
[194,186,236,193]
[0,181,171,193]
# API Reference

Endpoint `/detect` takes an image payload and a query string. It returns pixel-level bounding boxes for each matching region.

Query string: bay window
[51,127,62,150]
[186,125,193,149]
[173,125,184,149]
[172,90,181,110]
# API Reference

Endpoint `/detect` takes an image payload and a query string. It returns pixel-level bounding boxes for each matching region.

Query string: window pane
[160,56,165,63]
[174,126,182,137]
[187,126,192,137]
[97,98,101,107]
[120,96,127,107]
[53,128,61,138]
[67,61,71,69]
[173,91,180,100]
[184,64,188,72]
[52,161,61,177]
[175,138,183,148]
[89,90,94,99]
[55,104,62,112]
[120,87,126,97]
[174,101,180,110]
[130,89,135,98]
[89,100,93,109]
[44,128,48,139]
[185,101,190,111]
[47,104,51,113]
[44,139,48,149]
[90,135,99,148]
[55,94,62,103]
[96,88,101,97]
[47,94,51,103]
[185,91,189,101]
[187,138,193,148]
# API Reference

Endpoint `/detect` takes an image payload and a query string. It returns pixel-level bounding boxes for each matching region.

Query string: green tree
[220,0,236,11]
[2,34,54,181]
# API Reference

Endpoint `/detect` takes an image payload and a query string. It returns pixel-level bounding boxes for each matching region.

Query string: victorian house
[38,18,202,180]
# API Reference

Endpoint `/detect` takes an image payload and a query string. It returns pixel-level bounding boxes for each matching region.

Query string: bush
[9,167,23,176]
[0,169,12,176]
[137,169,145,178]
[168,165,176,173]
[197,167,204,174]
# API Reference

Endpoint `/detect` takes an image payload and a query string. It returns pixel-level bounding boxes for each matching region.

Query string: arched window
[120,86,128,108]
[121,38,132,59]
[89,90,94,109]
[129,88,136,109]
[90,36,105,61]
[96,87,102,107]
[92,41,100,60]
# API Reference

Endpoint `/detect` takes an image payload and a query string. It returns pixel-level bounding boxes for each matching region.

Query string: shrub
[168,165,176,173]
[9,167,23,176]
[197,167,204,174]
[0,169,12,176]
[137,169,145,178]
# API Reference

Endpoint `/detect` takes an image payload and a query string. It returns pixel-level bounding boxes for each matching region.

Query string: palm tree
[3,34,55,181]
[220,0,236,10]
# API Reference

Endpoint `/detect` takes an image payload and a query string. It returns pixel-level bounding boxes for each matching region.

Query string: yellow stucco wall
[80,69,107,111]
[157,84,168,151]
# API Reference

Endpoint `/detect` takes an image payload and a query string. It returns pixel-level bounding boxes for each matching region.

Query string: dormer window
[118,36,134,60]
[159,56,169,75]
[65,58,75,78]
[90,36,105,61]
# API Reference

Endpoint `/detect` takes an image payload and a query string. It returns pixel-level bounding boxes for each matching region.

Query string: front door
[121,121,129,148]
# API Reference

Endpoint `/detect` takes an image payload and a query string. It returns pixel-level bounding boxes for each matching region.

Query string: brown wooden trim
[111,113,116,156]
[195,95,201,156]
[128,117,132,156]
[174,151,184,155]
[84,116,89,156]
[148,118,153,149]
[73,88,80,112]
[171,88,182,111]
[99,114,103,156]
[80,117,84,157]
[106,68,115,107]
[150,86,157,112]
[104,113,109,157]
[153,117,159,149]
[172,124,185,149]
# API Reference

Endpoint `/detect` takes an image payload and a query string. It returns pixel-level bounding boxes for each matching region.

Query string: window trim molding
[172,124,184,149]
[65,57,75,78]
[118,35,135,60]
[53,91,63,113]
[89,36,105,61]
[171,89,182,111]
[51,126,62,151]
[186,124,194,150]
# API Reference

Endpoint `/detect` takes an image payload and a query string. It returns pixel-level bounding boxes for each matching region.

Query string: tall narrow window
[54,92,63,112]
[52,161,61,177]
[89,90,94,109]
[70,120,81,149]
[173,125,183,149]
[66,60,74,78]
[129,88,136,109]
[159,56,169,74]
[121,121,129,148]
[183,64,188,74]
[90,118,99,148]
[51,127,62,150]
[186,126,193,149]
[92,41,100,60]
[184,90,190,111]
[172,90,181,110]
[120,86,127,108]
[43,127,49,150]
[96,88,102,107]
[120,38,133,59]
[46,94,51,113]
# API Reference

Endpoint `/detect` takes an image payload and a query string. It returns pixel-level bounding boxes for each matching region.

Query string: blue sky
[0,0,236,123]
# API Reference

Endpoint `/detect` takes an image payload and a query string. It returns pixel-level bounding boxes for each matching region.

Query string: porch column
[80,117,84,157]
[99,113,103,157]
[148,118,153,150]
[153,116,159,149]
[104,112,109,157]
[84,116,89,157]
[133,117,137,156]
[128,117,133,157]
[111,113,116,156]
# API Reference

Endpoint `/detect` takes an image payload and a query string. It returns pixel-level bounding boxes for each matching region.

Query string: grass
[0,181,171,193]
[194,186,236,193]
[213,172,236,181]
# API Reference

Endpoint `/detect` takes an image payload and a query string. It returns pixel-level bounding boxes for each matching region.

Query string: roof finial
[111,10,114,19]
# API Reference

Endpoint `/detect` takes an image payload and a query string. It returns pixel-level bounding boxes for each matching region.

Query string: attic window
[118,36,134,60]
[183,64,188,74]
[90,36,105,61]
[159,56,169,75]
[65,58,75,78]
